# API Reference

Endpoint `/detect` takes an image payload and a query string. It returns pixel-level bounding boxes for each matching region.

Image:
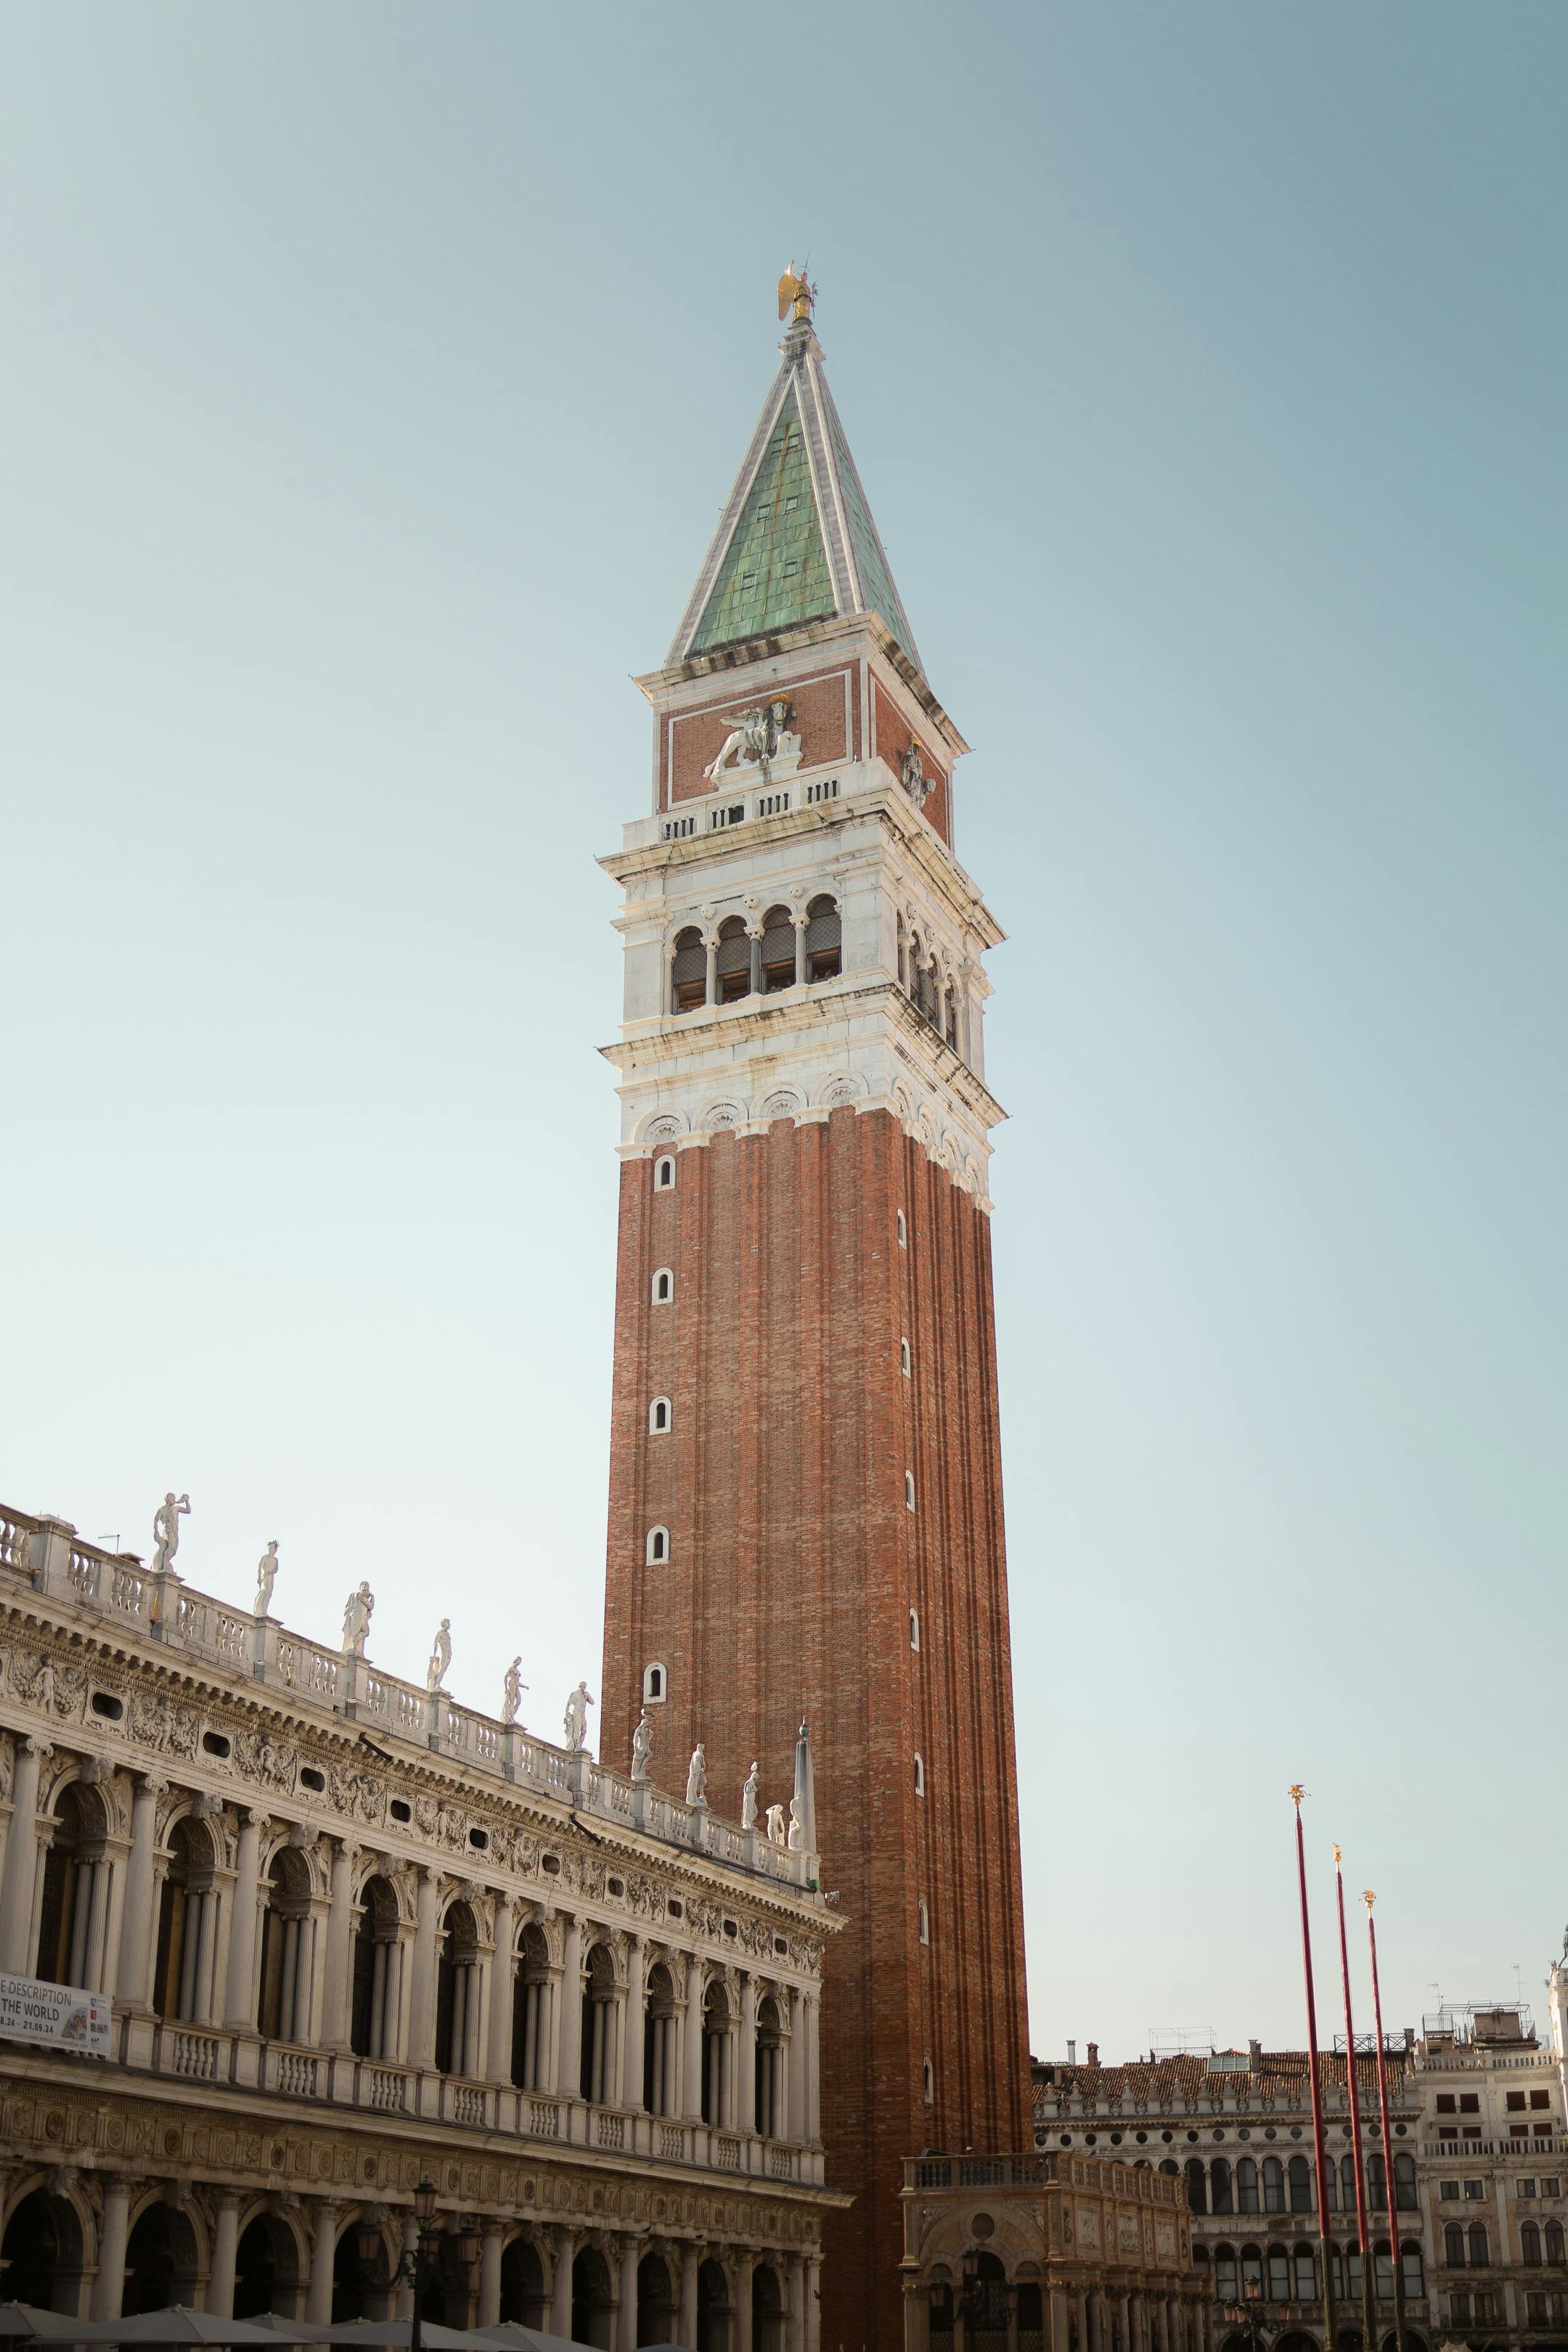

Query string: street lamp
[357,2179,480,2352]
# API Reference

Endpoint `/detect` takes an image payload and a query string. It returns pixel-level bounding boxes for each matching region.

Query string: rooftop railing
[4,1505,820,1898]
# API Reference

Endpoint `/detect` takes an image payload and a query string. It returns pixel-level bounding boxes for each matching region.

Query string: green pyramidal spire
[669,296,923,675]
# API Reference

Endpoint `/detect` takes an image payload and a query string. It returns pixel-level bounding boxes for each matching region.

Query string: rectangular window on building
[1450,2295,1471,2325]
[1514,2126,1532,2140]
[1537,2124,1554,2138]
[1461,2094,1482,2113]
[1522,2181,1539,2198]
[1533,2091,1553,2110]
[1510,2093,1530,2112]
[1441,2128,1459,2143]
[1544,2180,1561,2198]
[1465,2181,1485,2200]
[1438,2095,1458,2115]
[1463,2127,1482,2141]
[1529,2295,1549,2326]
[1442,2183,1461,2202]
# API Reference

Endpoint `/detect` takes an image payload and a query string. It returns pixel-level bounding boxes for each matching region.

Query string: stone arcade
[0,1502,845,2347]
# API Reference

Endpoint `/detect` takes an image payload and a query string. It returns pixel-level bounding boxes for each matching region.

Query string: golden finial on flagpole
[1288,1784,1306,1806]
[1332,1842,1342,1864]
[1364,1890,1376,1911]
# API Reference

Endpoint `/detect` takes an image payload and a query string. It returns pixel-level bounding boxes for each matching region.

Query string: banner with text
[0,1971,111,2054]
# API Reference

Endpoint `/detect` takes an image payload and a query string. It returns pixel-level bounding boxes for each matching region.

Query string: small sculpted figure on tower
[341,1581,374,1658]
[686,1743,707,1806]
[425,1618,452,1691]
[563,1681,593,1752]
[764,1803,785,1847]
[741,1761,759,1829]
[253,1540,278,1617]
[151,1492,190,1575]
[502,1657,525,1724]
[787,1793,805,1851]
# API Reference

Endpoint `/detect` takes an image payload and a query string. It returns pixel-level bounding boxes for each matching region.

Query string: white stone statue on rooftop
[253,1540,278,1617]
[631,1709,653,1783]
[741,1761,759,1830]
[425,1618,452,1691]
[764,1803,785,1847]
[341,1581,374,1658]
[563,1681,593,1753]
[502,1657,525,1725]
[686,1743,707,1807]
[788,1792,805,1851]
[151,1492,190,1575]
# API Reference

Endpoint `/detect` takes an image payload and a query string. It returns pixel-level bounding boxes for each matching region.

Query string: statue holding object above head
[563,1680,593,1753]
[151,1493,189,1575]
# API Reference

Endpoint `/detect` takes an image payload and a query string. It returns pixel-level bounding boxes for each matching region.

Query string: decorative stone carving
[899,742,934,807]
[703,699,799,785]
[642,1114,685,1144]
[703,1101,743,1132]
[563,1682,593,1754]
[631,1710,653,1784]
[425,1620,452,1692]
[758,1089,804,1120]
[764,1805,785,1848]
[502,1659,525,1725]
[253,1542,278,1616]
[151,1493,190,1575]
[340,1583,374,1659]
[740,1764,759,1831]
[685,1746,707,1808]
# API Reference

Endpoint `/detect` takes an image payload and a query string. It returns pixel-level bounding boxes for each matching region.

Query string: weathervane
[777,260,816,326]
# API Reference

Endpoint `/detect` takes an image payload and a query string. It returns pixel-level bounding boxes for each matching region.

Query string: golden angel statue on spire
[777,260,816,325]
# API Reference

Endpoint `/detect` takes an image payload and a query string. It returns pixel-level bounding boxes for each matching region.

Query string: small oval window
[300,1766,325,1793]
[388,1797,412,1823]
[90,1691,124,1721]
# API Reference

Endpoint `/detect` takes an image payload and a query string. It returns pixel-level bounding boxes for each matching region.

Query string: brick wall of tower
[600,1106,1030,2352]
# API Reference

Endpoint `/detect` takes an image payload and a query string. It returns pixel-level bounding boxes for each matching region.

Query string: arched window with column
[1545,2220,1565,2263]
[1211,2157,1233,2214]
[434,1898,482,2077]
[257,1842,315,2043]
[1213,2247,1238,2302]
[580,1940,618,2104]
[1267,2247,1290,2300]
[971,2252,1008,2352]
[1262,2156,1285,2213]
[34,1779,111,1991]
[153,1813,223,2023]
[1240,2245,1263,2295]
[0,2185,86,2317]
[1238,2157,1260,2213]
[1292,2245,1318,2303]
[643,1959,678,2116]
[701,1977,733,2126]
[571,2245,616,2352]
[511,1922,552,2090]
[760,904,796,992]
[1522,2222,1543,2268]
[1444,2224,1466,2269]
[1468,2222,1490,2268]
[754,1993,784,2139]
[697,2257,732,2352]
[751,2263,784,2352]
[1288,2154,1313,2213]
[1185,2158,1209,2214]
[1400,2240,1424,2299]
[671,927,706,1013]
[1373,2241,1395,2300]
[1340,2154,1356,2214]
[715,915,751,1003]
[501,2239,547,2329]
[123,2200,200,2316]
[1369,2152,1388,2211]
[637,2251,677,2345]
[350,1871,402,2059]
[1395,2151,1418,2210]
[233,2210,305,2320]
[804,894,841,981]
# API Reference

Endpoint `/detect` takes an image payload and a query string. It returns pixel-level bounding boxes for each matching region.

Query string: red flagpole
[1290,1788,1337,2352]
[1334,1846,1379,2352]
[1365,1894,1407,2352]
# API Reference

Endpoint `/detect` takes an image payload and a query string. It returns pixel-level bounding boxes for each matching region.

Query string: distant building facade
[0,1500,844,2348]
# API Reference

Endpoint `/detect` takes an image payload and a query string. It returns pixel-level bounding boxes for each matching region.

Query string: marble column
[618,2235,641,2352]
[307,2202,340,2325]
[320,1840,359,2049]
[738,1977,759,2137]
[393,2217,417,2321]
[479,2224,505,2328]
[680,2245,701,2349]
[208,2192,241,2317]
[407,1869,439,2070]
[116,1775,164,2011]
[0,1737,46,1973]
[489,1893,518,2083]
[557,1916,583,2098]
[91,2177,133,2319]
[623,1937,647,2112]
[683,1961,706,2121]
[804,2253,822,2352]
[788,2258,806,2352]
[224,1810,267,2028]
[551,2229,577,2338]
[803,1991,821,2142]
[735,2254,755,2352]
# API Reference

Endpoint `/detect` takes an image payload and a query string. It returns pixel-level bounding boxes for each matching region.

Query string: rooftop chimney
[1066,2040,1077,2065]
[1087,2041,1099,2067]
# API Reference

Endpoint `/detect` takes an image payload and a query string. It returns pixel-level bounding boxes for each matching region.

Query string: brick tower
[598,276,1030,2352]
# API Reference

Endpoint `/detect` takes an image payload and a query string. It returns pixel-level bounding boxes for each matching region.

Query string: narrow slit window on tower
[671,926,706,1014]
[652,1267,674,1304]
[645,1526,670,1566]
[897,1209,907,1247]
[913,1752,925,1796]
[653,1154,676,1191]
[905,1471,916,1512]
[804,894,841,981]
[918,1898,930,1945]
[923,2057,935,2104]
[900,1337,912,1376]
[642,1663,666,1704]
[648,1396,671,1434]
[909,1607,920,1651]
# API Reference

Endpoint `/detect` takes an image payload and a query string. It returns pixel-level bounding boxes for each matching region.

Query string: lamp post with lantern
[1217,2277,1288,2352]
[358,2179,481,2352]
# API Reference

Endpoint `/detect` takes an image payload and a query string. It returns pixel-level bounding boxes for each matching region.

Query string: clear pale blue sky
[4,3,1564,2064]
